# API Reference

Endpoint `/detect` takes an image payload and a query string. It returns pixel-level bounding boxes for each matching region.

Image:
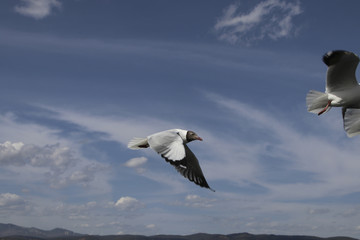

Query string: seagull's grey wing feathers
[162,144,214,191]
[324,50,359,92]
[343,108,360,137]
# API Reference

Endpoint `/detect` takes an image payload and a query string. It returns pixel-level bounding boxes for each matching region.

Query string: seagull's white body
[306,50,360,136]
[128,129,214,191]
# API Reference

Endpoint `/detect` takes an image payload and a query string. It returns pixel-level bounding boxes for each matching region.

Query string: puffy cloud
[31,145,75,173]
[0,193,30,215]
[124,157,147,168]
[0,193,25,207]
[0,141,106,189]
[214,0,302,45]
[185,194,200,201]
[173,194,216,208]
[14,0,61,20]
[124,157,147,173]
[0,141,75,172]
[0,141,25,165]
[114,196,144,211]
[68,164,106,187]
[145,224,156,229]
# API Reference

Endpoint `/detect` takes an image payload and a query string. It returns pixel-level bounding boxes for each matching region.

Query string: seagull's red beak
[197,136,203,141]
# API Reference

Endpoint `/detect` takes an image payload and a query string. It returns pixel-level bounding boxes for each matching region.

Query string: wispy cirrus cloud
[14,0,62,20]
[32,95,360,202]
[214,0,302,45]
[205,92,360,201]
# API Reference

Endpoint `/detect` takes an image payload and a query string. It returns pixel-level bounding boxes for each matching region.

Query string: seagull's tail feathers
[343,109,360,137]
[306,90,331,114]
[127,137,149,149]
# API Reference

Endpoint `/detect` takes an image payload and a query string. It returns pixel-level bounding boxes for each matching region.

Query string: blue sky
[1,0,360,238]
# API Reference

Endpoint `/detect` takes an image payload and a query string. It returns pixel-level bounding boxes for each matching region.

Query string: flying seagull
[306,50,360,137]
[128,129,214,191]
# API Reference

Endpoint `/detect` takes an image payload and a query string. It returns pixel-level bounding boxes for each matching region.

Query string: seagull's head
[186,130,203,142]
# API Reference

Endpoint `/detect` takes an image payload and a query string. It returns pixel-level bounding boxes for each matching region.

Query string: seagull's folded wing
[148,130,186,161]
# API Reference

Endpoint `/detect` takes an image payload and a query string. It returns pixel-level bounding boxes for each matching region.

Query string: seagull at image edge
[306,50,360,137]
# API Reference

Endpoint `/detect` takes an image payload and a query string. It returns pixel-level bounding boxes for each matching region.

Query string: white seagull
[128,129,214,191]
[306,50,360,137]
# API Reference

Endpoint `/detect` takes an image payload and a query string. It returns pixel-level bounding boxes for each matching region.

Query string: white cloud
[0,111,113,196]
[145,224,156,229]
[173,194,216,208]
[0,141,74,172]
[68,164,105,187]
[214,0,302,45]
[185,194,200,201]
[0,140,107,189]
[14,0,61,20]
[0,112,61,146]
[124,157,147,168]
[37,105,175,146]
[114,196,144,211]
[0,193,24,207]
[0,141,25,165]
[0,193,30,215]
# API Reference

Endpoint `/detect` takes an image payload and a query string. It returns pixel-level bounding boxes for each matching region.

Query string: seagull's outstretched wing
[343,108,360,137]
[162,145,214,192]
[323,50,359,92]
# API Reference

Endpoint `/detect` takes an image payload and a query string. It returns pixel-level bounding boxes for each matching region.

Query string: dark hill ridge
[0,223,83,238]
[48,233,357,240]
[0,223,357,240]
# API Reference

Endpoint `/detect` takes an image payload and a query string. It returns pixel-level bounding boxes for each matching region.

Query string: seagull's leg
[318,100,331,116]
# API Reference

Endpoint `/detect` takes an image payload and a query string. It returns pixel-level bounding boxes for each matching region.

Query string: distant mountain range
[0,223,357,240]
[0,223,83,239]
